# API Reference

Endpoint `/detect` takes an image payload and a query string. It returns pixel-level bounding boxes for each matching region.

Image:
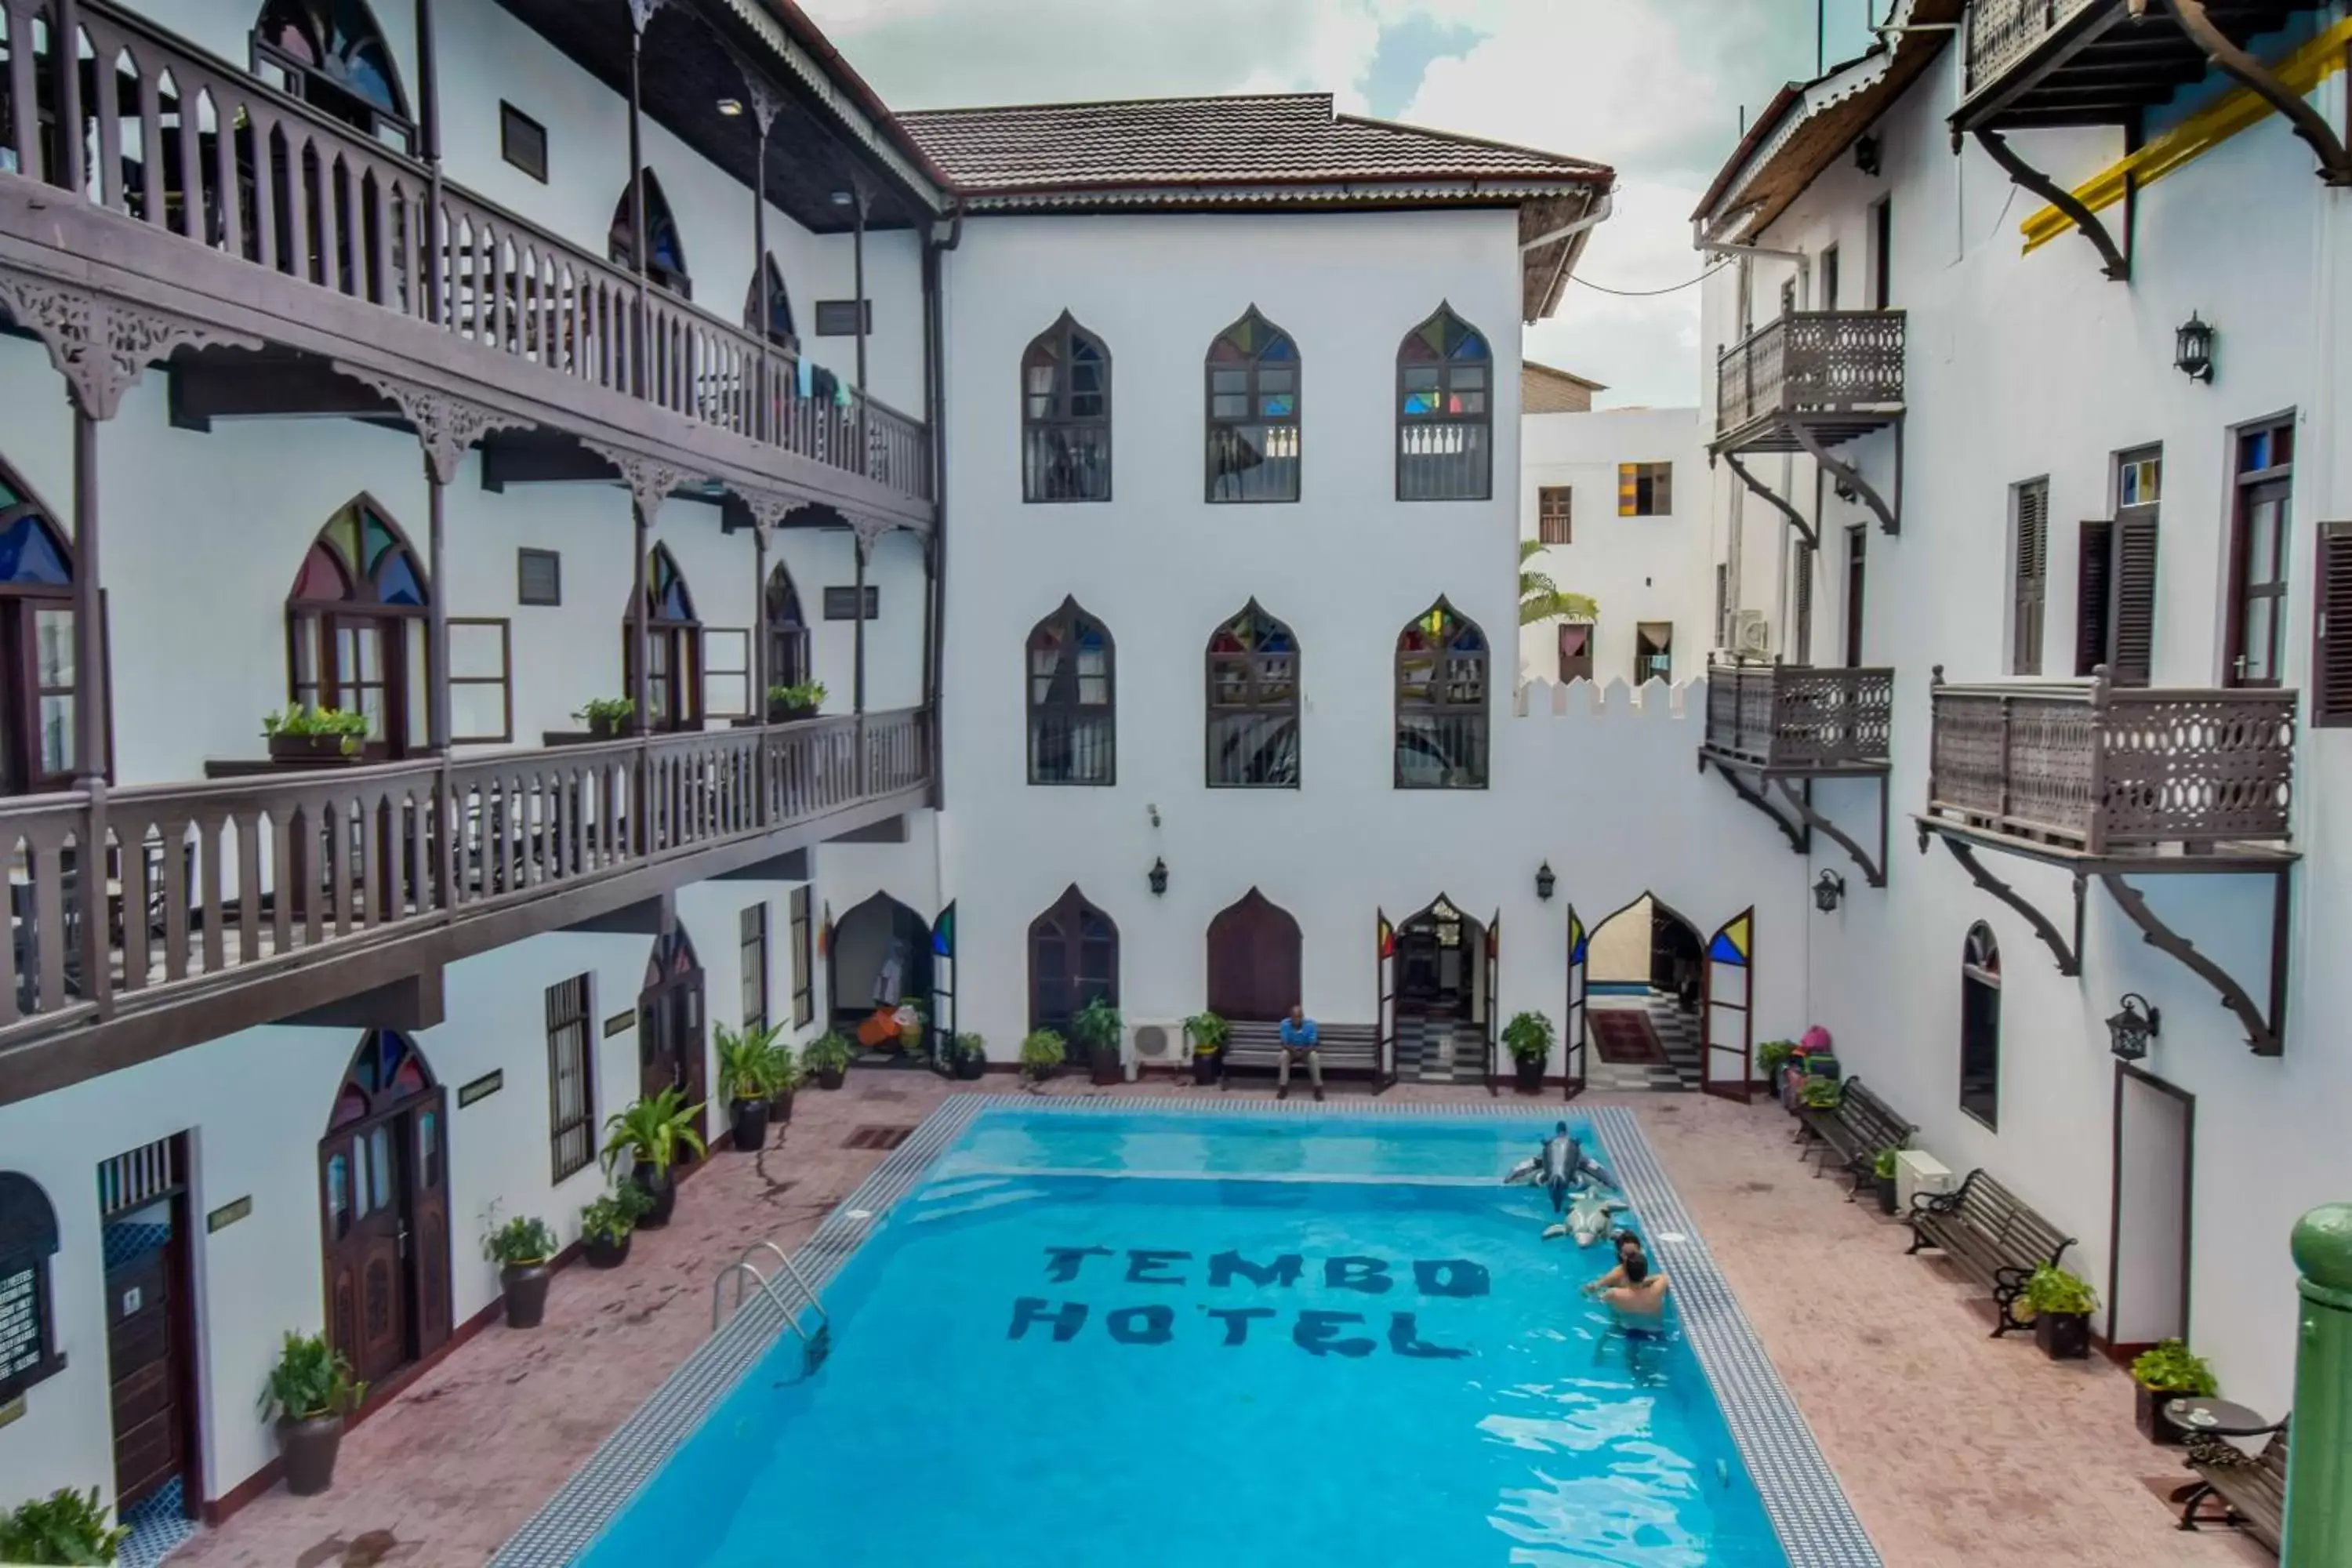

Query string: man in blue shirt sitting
[1278,1003,1323,1102]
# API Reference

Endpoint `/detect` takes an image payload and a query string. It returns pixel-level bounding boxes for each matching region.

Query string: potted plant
[1798,1077,1842,1112]
[483,1210,559,1330]
[0,1487,132,1565]
[1184,1011,1229,1087]
[2020,1264,2097,1360]
[259,1330,365,1497]
[765,1039,804,1123]
[950,1031,989,1081]
[580,1185,652,1270]
[1870,1148,1901,1214]
[262,703,369,765]
[1758,1040,1796,1105]
[573,696,635,740]
[2130,1339,2219,1444]
[767,681,827,722]
[599,1087,707,1229]
[1073,996,1123,1086]
[803,1031,855,1091]
[1021,1028,1067,1083]
[717,1021,782,1152]
[1502,1011,1555,1094]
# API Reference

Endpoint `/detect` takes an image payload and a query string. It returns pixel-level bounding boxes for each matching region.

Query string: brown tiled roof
[899,93,1609,194]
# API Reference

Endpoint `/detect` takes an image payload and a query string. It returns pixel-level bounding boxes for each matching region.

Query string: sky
[797,0,1888,408]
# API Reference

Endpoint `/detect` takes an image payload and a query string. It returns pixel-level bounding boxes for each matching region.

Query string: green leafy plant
[1071,996,1123,1052]
[1021,1029,1067,1078]
[767,681,827,713]
[1758,1040,1798,1077]
[801,1031,856,1076]
[573,696,636,731]
[1502,1010,1555,1065]
[2131,1338,2219,1396]
[951,1031,988,1062]
[764,1038,804,1092]
[1183,1011,1230,1056]
[261,703,369,755]
[1871,1148,1900,1181]
[599,1086,708,1181]
[0,1487,132,1566]
[1799,1077,1842,1109]
[2020,1264,2099,1318]
[581,1185,654,1246]
[482,1210,557,1267]
[716,1021,784,1104]
[1518,539,1600,628]
[259,1330,365,1424]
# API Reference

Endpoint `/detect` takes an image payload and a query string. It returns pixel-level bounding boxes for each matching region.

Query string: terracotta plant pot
[2136,1382,2194,1444]
[583,1232,632,1269]
[269,733,358,767]
[768,1087,795,1124]
[731,1098,771,1152]
[1512,1058,1545,1094]
[278,1413,346,1497]
[2034,1310,2090,1361]
[500,1260,552,1329]
[1192,1053,1219,1087]
[631,1163,677,1229]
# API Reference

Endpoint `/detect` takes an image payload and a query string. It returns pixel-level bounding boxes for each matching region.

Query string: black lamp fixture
[2107,993,2160,1061]
[1854,134,1882,176]
[1535,862,1557,902]
[1148,857,1169,897]
[2175,313,2215,383]
[1813,869,1846,913]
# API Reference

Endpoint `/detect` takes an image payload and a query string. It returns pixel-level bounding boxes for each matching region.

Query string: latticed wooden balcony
[1713,310,1905,448]
[1702,662,1893,775]
[1925,679,2296,855]
[1955,0,2327,134]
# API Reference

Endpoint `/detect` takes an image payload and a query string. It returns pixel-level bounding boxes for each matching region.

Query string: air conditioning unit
[1127,1020,1187,1080]
[1732,610,1773,659]
[1893,1149,1955,1214]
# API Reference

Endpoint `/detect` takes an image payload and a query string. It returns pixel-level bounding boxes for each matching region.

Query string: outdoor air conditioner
[1732,610,1773,659]
[1893,1149,1955,1214]
[1127,1020,1186,1080]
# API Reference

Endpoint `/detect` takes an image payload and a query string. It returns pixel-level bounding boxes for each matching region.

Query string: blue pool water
[578,1111,1790,1567]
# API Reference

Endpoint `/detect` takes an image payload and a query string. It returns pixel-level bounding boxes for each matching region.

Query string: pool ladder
[710,1240,831,1370]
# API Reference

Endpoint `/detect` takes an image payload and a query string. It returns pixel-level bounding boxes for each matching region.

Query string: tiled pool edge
[489,1094,1880,1568]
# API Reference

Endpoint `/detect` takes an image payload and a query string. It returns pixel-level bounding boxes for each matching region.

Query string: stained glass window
[766,563,810,691]
[325,1030,434,1134]
[1396,305,1493,501]
[1028,598,1114,785]
[0,456,78,793]
[1206,601,1300,787]
[627,547,702,730]
[1022,313,1112,503]
[252,0,412,151]
[609,172,691,297]
[1395,598,1488,789]
[1206,307,1301,503]
[288,498,427,752]
[0,1171,63,1403]
[747,254,796,347]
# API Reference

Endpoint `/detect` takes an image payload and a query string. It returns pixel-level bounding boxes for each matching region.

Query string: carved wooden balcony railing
[1714,311,1906,442]
[1962,0,2104,104]
[0,708,930,1035]
[1926,680,2296,855]
[0,0,932,503]
[1703,661,1893,774]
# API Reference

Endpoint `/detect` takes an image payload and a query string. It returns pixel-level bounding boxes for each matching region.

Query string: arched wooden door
[1563,906,1588,1101]
[1029,886,1118,1034]
[319,1030,449,1388]
[640,929,708,1156]
[1701,909,1755,1103]
[1206,888,1301,1022]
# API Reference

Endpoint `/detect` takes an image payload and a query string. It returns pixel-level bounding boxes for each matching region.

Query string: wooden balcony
[1954,0,2325,135]
[1714,310,1905,448]
[1925,679,2295,856]
[1702,661,1893,776]
[0,709,930,1087]
[0,0,931,511]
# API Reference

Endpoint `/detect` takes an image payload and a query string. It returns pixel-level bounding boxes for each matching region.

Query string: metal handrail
[710,1260,802,1338]
[739,1240,830,1334]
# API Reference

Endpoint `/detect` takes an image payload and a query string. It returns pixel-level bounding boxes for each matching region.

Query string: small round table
[2165,1397,2273,1439]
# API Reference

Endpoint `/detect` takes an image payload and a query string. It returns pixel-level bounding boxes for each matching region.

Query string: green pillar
[2285,1203,2352,1566]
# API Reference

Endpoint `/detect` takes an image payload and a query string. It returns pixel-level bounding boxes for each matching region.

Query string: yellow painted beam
[2021,16,2352,253]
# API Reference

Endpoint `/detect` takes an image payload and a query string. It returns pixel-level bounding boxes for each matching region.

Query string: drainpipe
[2285,1203,2352,1564]
[921,202,963,815]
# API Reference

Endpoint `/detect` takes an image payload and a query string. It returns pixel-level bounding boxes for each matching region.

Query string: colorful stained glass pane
[0,475,20,508]
[933,905,955,958]
[361,513,395,572]
[1453,330,1489,361]
[0,517,71,586]
[291,544,345,600]
[327,508,361,571]
[1709,915,1751,967]
[376,550,425,608]
[1451,626,1484,653]
[1261,335,1295,361]
[1377,916,1394,959]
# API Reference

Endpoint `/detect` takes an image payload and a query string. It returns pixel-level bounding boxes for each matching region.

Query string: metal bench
[1798,1077,1915,1200]
[1905,1167,2074,1336]
[2178,1421,2287,1552]
[1220,1022,1385,1092]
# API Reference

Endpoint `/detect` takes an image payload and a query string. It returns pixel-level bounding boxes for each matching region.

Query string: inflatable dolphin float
[1502,1122,1619,1212]
[1541,1189,1627,1246]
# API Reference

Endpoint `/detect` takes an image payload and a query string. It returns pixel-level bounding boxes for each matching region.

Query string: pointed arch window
[1022,312,1111,503]
[766,562,809,691]
[1960,923,2002,1130]
[288,496,430,757]
[610,172,691,298]
[0,459,82,793]
[1027,597,1113,785]
[1207,307,1301,503]
[252,0,414,151]
[1206,601,1299,788]
[746,254,796,349]
[626,546,702,731]
[1396,304,1494,501]
[0,1171,64,1403]
[1029,885,1119,1036]
[1395,598,1488,789]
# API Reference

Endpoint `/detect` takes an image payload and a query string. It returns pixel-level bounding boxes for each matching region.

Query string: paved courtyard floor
[166,1076,2269,1566]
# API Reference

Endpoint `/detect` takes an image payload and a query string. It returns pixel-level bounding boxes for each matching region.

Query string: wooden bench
[2178,1421,2287,1552]
[1798,1078,1915,1200]
[1220,1022,1385,1092]
[1905,1168,2074,1336]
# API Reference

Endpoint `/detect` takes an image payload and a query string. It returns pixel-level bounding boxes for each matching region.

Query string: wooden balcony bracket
[1773,775,1888,888]
[1973,129,2132,280]
[1719,452,1818,550]
[2151,0,2352,186]
[0,268,261,421]
[1789,417,1902,535]
[1698,753,1810,856]
[1918,821,2085,975]
[2099,866,2292,1056]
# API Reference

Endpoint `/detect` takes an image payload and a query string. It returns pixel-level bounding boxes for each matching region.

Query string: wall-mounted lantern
[1813,870,1846,913]
[1535,862,1556,902]
[2175,314,2215,383]
[2107,993,2161,1061]
[1148,858,1169,897]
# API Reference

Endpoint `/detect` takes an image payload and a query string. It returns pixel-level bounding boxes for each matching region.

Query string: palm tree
[1519,540,1599,627]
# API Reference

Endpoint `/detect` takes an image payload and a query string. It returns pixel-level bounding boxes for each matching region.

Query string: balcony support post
[851,173,872,480]
[415,0,444,325]
[1774,775,1888,889]
[1791,416,1902,536]
[1697,754,1810,856]
[623,2,665,400]
[2156,0,2352,187]
[1918,826,2084,976]
[1973,129,2131,281]
[753,521,770,713]
[56,0,85,194]
[1720,451,1817,550]
[2100,867,2291,1057]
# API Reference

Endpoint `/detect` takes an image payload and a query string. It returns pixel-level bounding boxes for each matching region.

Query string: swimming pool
[497,1101,1878,1568]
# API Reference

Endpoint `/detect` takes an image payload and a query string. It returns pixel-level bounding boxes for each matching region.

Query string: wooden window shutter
[2108,514,2158,688]
[2012,481,2048,674]
[1617,464,1637,517]
[1793,539,1814,662]
[2314,521,2352,727]
[2074,519,2114,677]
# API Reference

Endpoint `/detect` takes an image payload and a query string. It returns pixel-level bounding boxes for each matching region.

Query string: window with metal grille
[546,975,594,1183]
[789,886,815,1026]
[2315,520,2352,728]
[1618,463,1672,517]
[1028,598,1115,786]
[1394,599,1489,789]
[823,586,879,621]
[0,1171,62,1403]
[739,904,769,1033]
[1396,305,1493,502]
[517,548,561,606]
[1206,308,1301,503]
[1715,562,1730,647]
[1792,539,1815,664]
[1023,312,1112,503]
[2011,478,2048,675]
[1205,601,1300,787]
[500,103,547,182]
[1537,487,1572,545]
